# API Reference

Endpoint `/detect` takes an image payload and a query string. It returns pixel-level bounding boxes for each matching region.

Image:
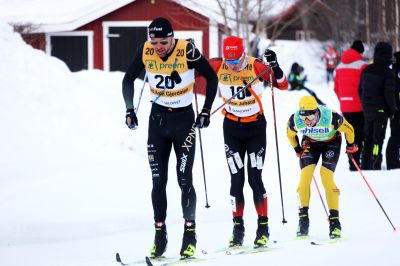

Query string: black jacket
[358,43,397,118]
[393,52,400,109]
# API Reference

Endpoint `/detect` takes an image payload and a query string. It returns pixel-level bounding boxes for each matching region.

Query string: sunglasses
[150,39,169,45]
[299,113,317,121]
[225,53,244,65]
[225,58,241,65]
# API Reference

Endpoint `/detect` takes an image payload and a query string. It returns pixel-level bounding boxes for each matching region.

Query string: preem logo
[220,73,232,83]
[301,127,329,134]
[159,62,184,70]
[145,60,158,70]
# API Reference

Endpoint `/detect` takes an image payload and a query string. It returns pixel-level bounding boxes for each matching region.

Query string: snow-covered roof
[0,0,297,33]
[0,0,229,33]
[0,0,136,32]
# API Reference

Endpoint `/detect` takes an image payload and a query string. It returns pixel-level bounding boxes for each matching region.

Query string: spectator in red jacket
[334,40,368,171]
[321,45,339,84]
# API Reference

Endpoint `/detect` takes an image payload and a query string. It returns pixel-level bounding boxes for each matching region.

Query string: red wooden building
[17,0,224,73]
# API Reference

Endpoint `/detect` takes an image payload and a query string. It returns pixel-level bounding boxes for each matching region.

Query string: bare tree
[381,0,387,40]
[267,0,321,43]
[365,0,371,52]
[395,0,400,50]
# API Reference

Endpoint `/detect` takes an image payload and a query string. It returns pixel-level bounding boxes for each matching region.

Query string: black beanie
[148,17,174,38]
[351,40,364,54]
[374,41,393,64]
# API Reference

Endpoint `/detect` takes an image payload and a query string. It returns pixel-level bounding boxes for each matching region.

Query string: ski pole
[134,73,147,114]
[269,72,287,224]
[193,85,211,208]
[210,65,272,116]
[312,175,329,218]
[350,155,397,231]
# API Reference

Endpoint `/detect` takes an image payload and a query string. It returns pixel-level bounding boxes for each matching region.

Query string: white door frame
[46,31,94,70]
[102,21,151,72]
[103,21,205,71]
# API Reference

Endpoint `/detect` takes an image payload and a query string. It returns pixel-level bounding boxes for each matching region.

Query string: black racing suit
[223,115,268,217]
[122,41,218,222]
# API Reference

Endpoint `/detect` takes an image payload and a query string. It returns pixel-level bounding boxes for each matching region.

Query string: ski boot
[329,210,341,239]
[180,220,197,258]
[150,222,168,258]
[254,216,269,247]
[296,207,309,237]
[229,216,245,247]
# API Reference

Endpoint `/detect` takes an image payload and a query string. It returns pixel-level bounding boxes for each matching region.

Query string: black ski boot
[329,210,341,239]
[296,207,309,237]
[150,222,168,258]
[229,216,245,247]
[254,216,269,247]
[180,220,197,258]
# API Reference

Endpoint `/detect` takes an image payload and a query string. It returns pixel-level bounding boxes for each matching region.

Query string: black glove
[294,146,302,157]
[170,70,182,84]
[125,108,138,130]
[195,108,210,128]
[263,49,278,68]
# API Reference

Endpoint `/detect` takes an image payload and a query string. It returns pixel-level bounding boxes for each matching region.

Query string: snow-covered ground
[0,22,399,266]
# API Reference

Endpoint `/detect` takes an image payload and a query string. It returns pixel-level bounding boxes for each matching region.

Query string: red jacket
[334,48,368,112]
[321,47,338,69]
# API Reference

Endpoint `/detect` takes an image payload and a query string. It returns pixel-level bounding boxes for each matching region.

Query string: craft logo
[225,45,238,51]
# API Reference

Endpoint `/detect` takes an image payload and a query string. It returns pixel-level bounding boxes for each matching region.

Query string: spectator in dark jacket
[386,51,400,169]
[334,40,368,171]
[359,42,398,170]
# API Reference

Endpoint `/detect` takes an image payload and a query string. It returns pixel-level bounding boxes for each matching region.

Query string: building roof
[0,0,227,33]
[0,0,135,32]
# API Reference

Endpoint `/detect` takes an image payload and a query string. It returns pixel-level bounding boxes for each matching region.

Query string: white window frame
[103,21,205,71]
[46,31,94,70]
[102,21,151,72]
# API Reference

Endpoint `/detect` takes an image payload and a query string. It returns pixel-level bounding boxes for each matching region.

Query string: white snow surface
[0,22,399,266]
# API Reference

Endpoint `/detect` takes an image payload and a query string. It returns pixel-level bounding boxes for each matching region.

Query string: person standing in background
[122,17,218,259]
[334,40,368,171]
[386,51,400,169]
[321,45,339,84]
[208,36,288,248]
[359,42,397,170]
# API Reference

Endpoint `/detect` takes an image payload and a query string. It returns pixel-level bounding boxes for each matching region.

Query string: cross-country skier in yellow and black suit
[286,96,357,239]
